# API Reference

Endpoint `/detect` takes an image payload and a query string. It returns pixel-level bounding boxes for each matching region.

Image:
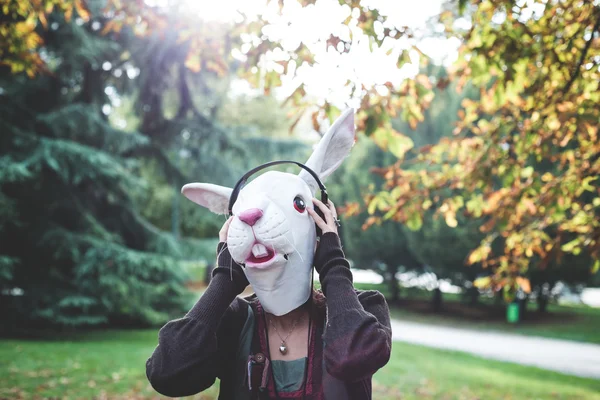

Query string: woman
[145,198,392,399]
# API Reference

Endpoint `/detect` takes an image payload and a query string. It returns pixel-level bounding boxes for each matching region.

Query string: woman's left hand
[308,198,339,236]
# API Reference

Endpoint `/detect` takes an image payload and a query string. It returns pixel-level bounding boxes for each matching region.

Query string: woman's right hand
[219,216,233,242]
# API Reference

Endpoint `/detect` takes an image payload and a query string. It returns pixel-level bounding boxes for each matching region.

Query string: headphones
[228,160,329,237]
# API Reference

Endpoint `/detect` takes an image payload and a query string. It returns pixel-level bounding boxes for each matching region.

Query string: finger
[307,208,328,230]
[328,200,337,218]
[312,198,333,222]
[220,216,233,235]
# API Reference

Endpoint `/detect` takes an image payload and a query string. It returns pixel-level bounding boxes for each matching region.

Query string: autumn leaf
[468,244,491,265]
[74,0,90,20]
[473,276,491,289]
[516,277,531,294]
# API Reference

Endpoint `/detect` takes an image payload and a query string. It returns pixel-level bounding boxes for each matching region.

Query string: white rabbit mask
[181,109,355,316]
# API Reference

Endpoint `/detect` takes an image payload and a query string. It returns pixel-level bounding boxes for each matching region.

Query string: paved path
[390,319,600,379]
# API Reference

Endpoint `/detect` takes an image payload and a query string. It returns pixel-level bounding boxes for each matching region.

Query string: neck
[268,303,308,331]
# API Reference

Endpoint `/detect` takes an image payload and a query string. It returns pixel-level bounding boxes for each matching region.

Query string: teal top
[234,305,307,397]
[271,358,307,392]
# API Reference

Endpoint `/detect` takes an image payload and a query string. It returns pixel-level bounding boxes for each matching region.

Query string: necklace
[269,313,303,355]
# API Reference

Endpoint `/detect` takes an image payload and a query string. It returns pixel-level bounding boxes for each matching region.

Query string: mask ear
[181,183,233,215]
[299,108,356,193]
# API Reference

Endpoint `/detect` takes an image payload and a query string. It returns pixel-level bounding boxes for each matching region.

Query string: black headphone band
[228,160,327,216]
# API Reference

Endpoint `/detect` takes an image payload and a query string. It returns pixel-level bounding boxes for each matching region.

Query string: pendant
[279,342,288,355]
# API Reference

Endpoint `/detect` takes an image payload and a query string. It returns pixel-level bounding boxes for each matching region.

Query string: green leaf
[592,260,600,274]
[406,212,423,231]
[367,197,378,215]
[458,0,468,15]
[365,115,378,136]
[372,127,414,159]
[388,131,414,159]
[521,166,534,179]
[466,195,484,217]
[561,239,579,253]
[397,50,411,68]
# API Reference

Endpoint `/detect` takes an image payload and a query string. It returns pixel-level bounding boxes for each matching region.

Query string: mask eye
[293,196,306,213]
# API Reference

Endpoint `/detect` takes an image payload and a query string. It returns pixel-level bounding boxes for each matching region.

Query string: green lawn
[353,282,600,344]
[1,330,599,400]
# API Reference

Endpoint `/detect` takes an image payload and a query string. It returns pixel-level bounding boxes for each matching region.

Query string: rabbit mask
[181,109,355,316]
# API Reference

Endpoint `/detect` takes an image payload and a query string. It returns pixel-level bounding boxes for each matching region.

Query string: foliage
[1,0,90,76]
[5,0,599,303]
[373,1,600,297]
[330,135,421,301]
[233,0,600,298]
[0,5,190,328]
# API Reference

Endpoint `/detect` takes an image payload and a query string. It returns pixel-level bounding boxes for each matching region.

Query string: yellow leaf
[547,115,560,130]
[74,0,91,21]
[516,277,531,293]
[484,188,509,213]
[444,212,458,228]
[184,53,201,73]
[64,4,73,22]
[541,172,553,182]
[473,276,491,289]
[38,12,48,29]
[468,244,490,264]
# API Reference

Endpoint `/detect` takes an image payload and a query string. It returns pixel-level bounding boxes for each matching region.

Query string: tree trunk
[537,293,548,313]
[519,294,530,319]
[467,286,480,306]
[387,265,400,303]
[495,289,504,304]
[432,288,443,313]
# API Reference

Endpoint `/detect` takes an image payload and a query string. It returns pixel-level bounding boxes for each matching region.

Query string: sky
[139,0,555,122]
[166,0,459,108]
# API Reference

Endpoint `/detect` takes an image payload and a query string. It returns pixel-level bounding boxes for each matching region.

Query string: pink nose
[238,208,264,226]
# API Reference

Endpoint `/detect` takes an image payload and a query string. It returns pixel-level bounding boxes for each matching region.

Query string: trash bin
[507,302,520,324]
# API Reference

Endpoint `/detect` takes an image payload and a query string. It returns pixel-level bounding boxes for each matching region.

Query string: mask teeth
[251,243,268,258]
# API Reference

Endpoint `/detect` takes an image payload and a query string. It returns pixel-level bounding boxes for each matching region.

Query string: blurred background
[1,0,600,399]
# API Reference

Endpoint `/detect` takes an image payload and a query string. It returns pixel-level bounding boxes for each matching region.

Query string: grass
[353,282,600,345]
[1,330,599,400]
[0,330,218,400]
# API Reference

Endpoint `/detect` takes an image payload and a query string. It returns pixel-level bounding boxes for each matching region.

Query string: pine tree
[0,8,189,329]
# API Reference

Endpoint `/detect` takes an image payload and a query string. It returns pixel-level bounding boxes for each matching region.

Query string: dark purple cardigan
[146,233,392,399]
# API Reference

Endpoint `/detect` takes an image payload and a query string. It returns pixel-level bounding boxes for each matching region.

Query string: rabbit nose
[238,208,264,226]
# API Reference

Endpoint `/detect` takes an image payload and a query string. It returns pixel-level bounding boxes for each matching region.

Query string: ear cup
[315,207,325,237]
[315,190,329,238]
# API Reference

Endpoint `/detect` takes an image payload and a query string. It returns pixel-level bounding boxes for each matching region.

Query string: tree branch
[562,9,600,94]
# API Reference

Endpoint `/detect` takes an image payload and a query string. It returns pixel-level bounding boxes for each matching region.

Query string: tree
[370,1,600,297]
[240,0,600,299]
[0,3,190,328]
[328,136,421,302]
[7,0,599,300]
